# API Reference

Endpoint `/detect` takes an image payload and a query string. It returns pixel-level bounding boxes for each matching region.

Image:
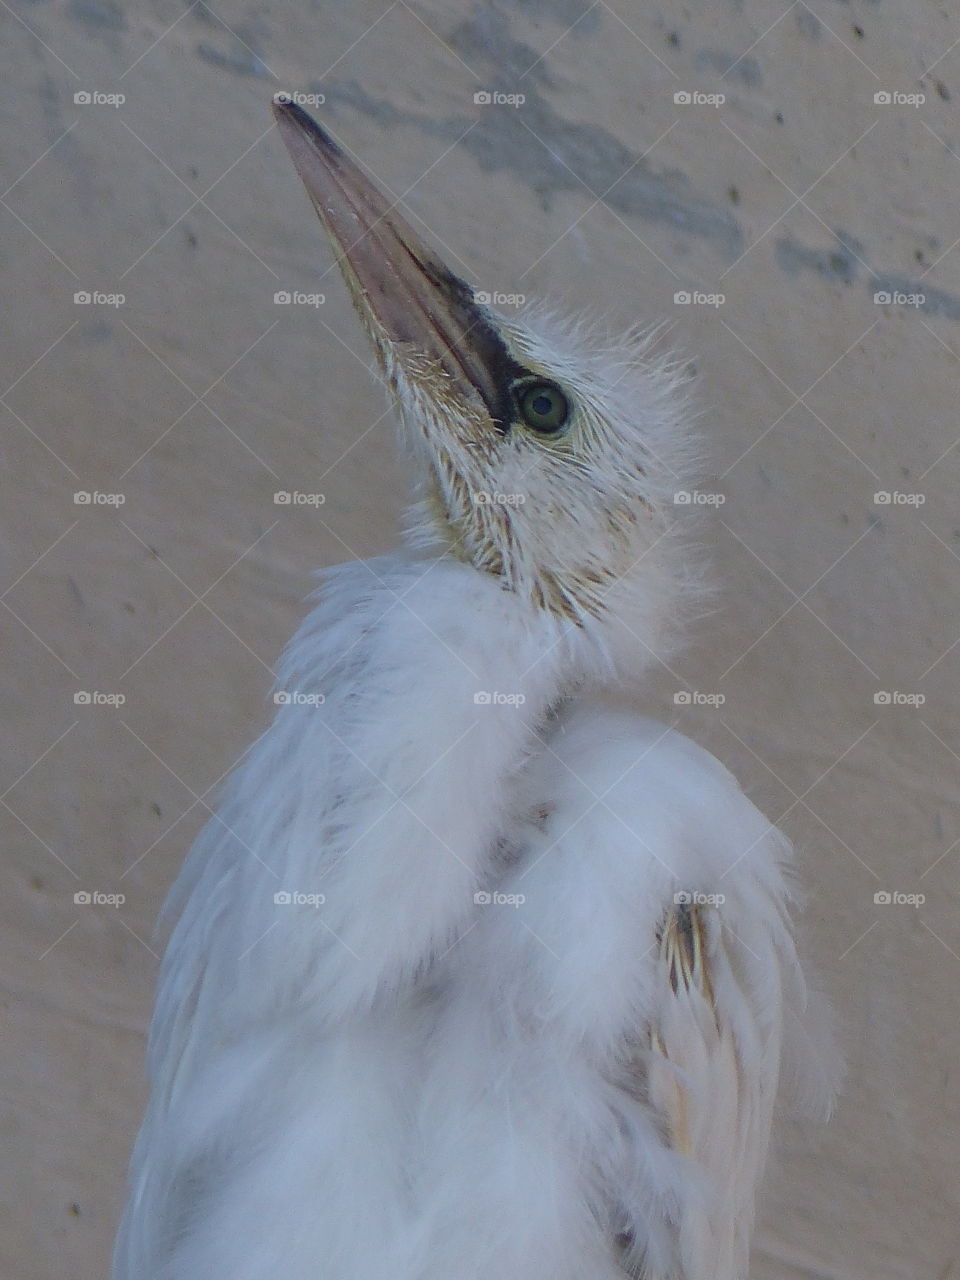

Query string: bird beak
[273,101,516,430]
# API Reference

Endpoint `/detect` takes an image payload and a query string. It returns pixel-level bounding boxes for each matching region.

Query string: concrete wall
[3,2,957,1276]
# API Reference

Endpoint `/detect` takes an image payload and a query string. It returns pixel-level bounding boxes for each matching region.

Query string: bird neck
[224,553,581,1022]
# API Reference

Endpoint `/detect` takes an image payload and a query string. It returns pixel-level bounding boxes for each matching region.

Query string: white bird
[114,101,838,1280]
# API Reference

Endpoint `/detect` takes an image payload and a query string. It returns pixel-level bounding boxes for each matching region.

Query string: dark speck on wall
[666,31,681,48]
[728,185,740,205]
[935,80,950,100]
[774,111,784,124]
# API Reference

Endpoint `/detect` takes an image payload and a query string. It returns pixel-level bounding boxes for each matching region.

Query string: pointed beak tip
[272,99,349,178]
[271,97,304,135]
[272,101,513,427]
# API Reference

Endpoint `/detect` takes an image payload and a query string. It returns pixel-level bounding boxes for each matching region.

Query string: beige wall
[3,2,958,1277]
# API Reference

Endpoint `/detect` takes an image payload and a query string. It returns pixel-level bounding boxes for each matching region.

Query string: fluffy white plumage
[114,103,837,1280]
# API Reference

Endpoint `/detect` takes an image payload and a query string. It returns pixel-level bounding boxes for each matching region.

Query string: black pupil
[515,379,567,433]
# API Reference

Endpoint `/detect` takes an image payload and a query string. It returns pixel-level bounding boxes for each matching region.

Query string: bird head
[274,103,701,668]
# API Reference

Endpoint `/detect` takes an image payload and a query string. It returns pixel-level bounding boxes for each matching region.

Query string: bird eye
[515,381,570,435]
